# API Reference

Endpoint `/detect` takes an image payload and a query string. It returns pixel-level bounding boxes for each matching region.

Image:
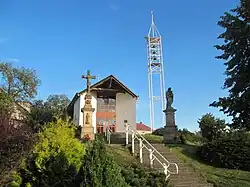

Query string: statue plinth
[80,70,96,141]
[81,94,95,141]
[163,107,178,144]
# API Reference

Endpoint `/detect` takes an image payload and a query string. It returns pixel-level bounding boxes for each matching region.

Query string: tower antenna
[145,11,166,131]
[151,11,154,24]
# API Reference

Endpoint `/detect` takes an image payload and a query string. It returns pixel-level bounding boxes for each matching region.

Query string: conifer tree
[79,138,129,187]
[210,0,250,130]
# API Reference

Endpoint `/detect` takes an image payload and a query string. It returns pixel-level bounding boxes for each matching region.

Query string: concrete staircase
[107,129,213,187]
[134,143,213,187]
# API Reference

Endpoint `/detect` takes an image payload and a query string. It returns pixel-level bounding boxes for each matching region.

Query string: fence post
[132,130,135,155]
[106,127,108,141]
[108,130,110,144]
[139,138,143,164]
[163,163,169,180]
[149,148,153,168]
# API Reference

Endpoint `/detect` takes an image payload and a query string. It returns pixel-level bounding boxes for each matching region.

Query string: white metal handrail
[105,125,112,144]
[134,129,170,164]
[125,123,179,179]
[104,122,179,179]
[133,131,169,175]
[132,126,178,174]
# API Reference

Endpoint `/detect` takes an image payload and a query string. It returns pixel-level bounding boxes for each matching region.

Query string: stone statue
[85,113,90,124]
[166,87,173,108]
[163,87,178,144]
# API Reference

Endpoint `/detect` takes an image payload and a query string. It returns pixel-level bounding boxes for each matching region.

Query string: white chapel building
[67,75,138,133]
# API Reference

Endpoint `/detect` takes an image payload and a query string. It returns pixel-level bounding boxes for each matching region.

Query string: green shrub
[14,119,85,186]
[196,132,250,171]
[180,133,187,144]
[121,163,171,187]
[32,119,84,170]
[0,125,34,185]
[179,129,204,144]
[152,128,164,136]
[78,137,128,187]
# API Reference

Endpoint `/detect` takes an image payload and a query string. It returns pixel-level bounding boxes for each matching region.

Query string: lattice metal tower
[145,11,166,131]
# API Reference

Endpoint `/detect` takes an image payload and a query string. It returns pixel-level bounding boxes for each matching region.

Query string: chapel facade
[67,75,138,133]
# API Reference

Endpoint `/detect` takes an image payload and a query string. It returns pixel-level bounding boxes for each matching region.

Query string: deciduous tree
[0,62,40,117]
[29,95,70,131]
[198,113,227,141]
[28,100,54,131]
[0,91,14,117]
[44,94,70,119]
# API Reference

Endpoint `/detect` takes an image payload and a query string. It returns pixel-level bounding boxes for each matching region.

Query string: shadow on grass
[169,143,250,187]
[169,143,216,166]
[211,172,250,183]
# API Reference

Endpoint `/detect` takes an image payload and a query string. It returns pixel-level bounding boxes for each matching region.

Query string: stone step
[142,161,188,169]
[170,174,199,179]
[170,178,199,186]
[141,159,186,166]
[135,151,177,158]
[111,142,213,187]
[197,184,214,187]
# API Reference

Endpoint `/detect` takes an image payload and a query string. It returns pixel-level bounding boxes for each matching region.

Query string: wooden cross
[81,70,96,94]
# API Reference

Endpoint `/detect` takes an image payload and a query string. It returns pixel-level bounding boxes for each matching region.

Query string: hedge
[196,133,250,171]
[121,164,172,187]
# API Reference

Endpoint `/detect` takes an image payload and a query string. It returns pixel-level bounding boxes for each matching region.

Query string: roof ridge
[67,74,138,109]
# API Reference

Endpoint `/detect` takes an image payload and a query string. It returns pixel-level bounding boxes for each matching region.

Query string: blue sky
[0,0,238,131]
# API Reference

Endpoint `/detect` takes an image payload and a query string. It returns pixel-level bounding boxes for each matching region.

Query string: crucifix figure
[81,70,96,94]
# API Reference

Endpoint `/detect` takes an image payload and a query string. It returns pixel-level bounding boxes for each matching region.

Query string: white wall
[73,92,97,133]
[73,91,136,134]
[116,93,136,132]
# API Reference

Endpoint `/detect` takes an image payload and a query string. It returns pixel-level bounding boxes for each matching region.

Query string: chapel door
[96,97,116,134]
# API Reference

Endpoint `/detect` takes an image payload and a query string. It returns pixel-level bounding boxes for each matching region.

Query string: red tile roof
[136,122,151,131]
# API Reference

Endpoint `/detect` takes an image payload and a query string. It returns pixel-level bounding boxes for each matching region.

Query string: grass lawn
[168,144,250,187]
[105,144,138,166]
[142,134,163,143]
[107,134,250,187]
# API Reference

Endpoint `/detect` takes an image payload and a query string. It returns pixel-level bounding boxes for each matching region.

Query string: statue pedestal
[81,94,95,141]
[81,107,95,141]
[163,107,179,144]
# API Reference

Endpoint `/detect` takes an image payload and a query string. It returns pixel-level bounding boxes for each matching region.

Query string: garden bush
[179,129,204,144]
[196,132,250,171]
[121,163,171,187]
[152,128,164,136]
[11,119,85,186]
[0,122,34,185]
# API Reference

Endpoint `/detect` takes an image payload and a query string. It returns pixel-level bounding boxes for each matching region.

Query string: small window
[104,98,109,104]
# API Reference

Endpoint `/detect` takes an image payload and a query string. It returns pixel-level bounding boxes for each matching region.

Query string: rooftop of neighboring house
[136,122,151,132]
